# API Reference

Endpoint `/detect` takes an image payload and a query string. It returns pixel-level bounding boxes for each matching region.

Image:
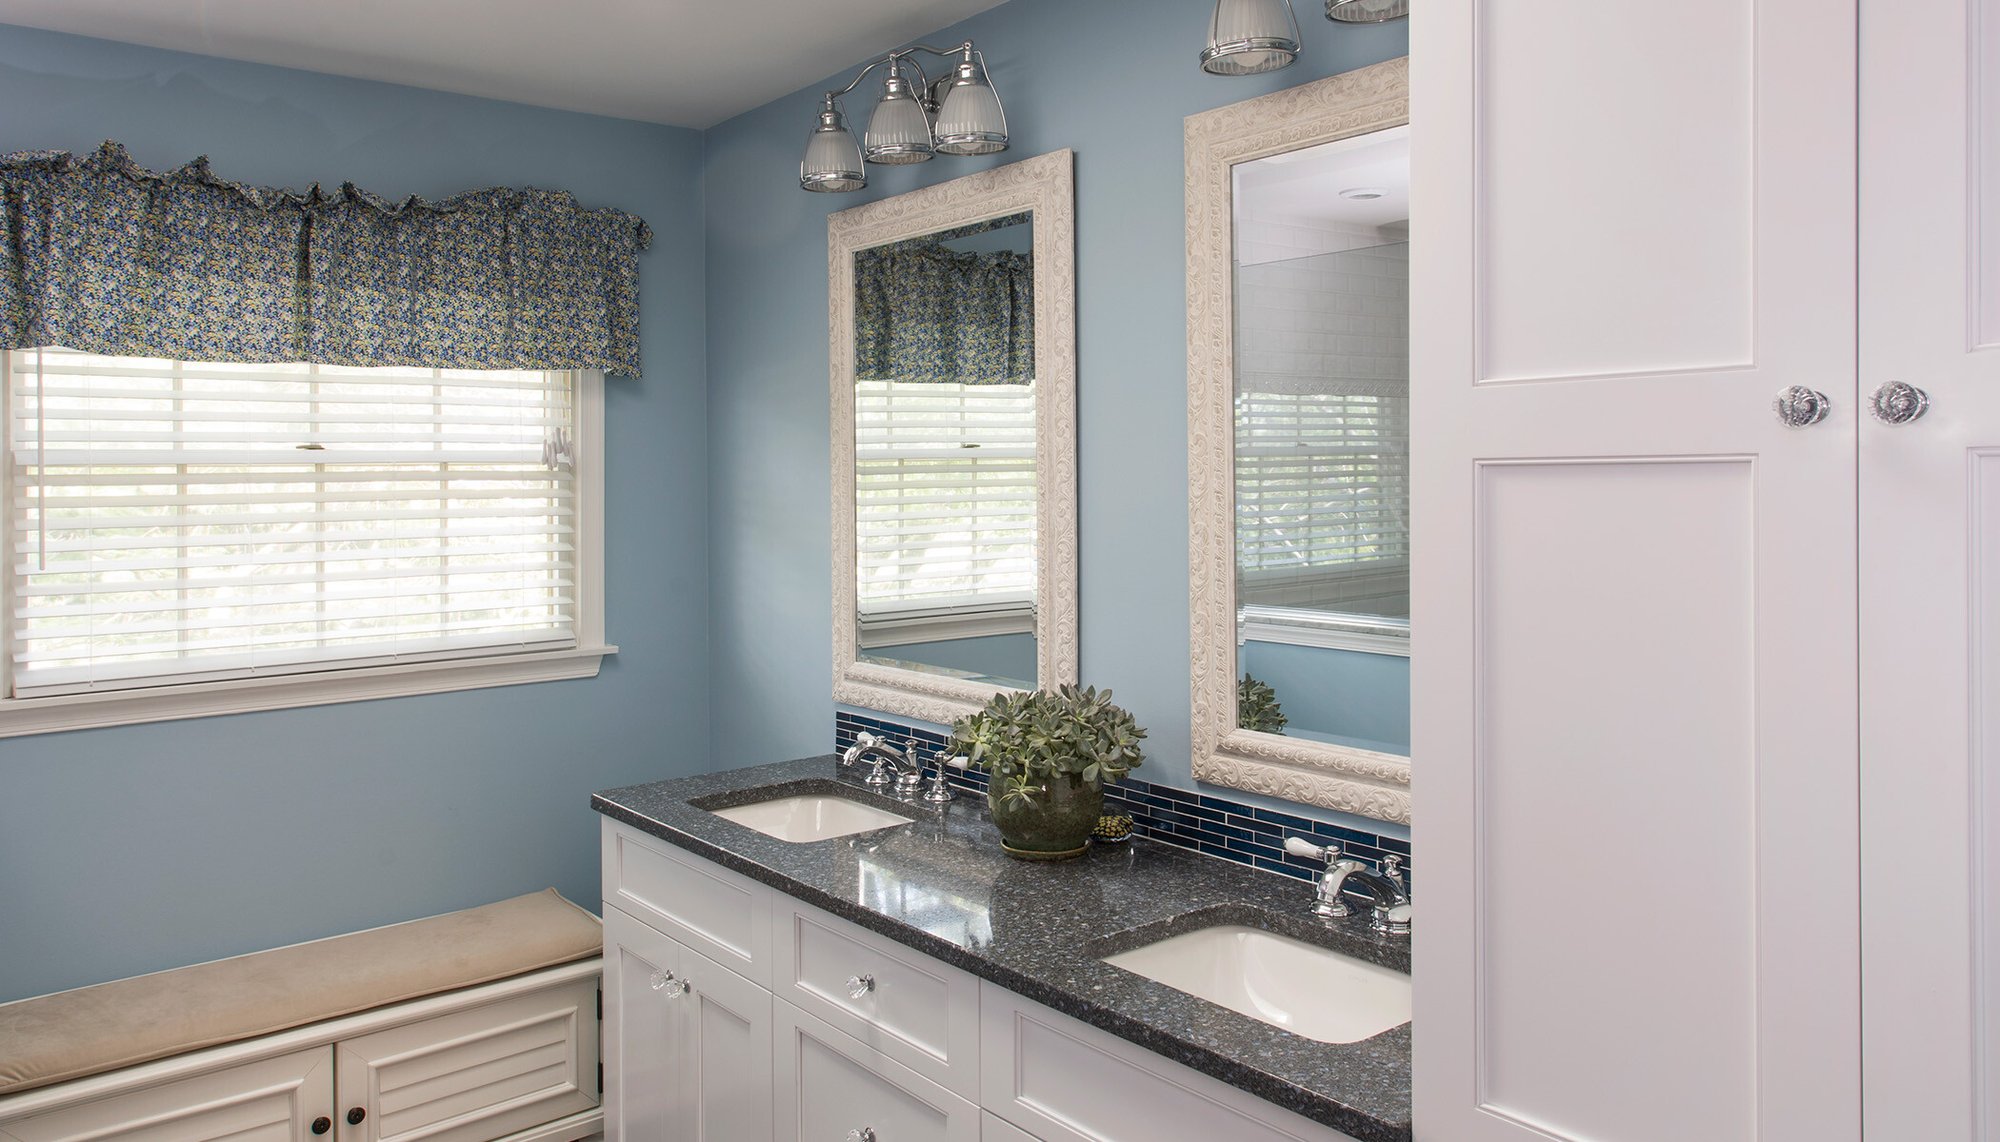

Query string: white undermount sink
[706,794,913,843]
[1101,924,1410,1044]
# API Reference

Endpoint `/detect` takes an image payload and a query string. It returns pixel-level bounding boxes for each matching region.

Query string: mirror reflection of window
[852,214,1037,689]
[1231,127,1411,755]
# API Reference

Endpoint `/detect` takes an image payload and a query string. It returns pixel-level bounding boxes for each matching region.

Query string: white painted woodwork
[773,898,982,1100]
[1412,2,1861,1140]
[980,1110,1042,1142]
[332,978,597,1142]
[0,1047,333,1142]
[976,983,1362,1142]
[678,943,774,1142]
[774,999,979,1142]
[601,905,681,1141]
[601,818,771,987]
[1859,1,2000,1137]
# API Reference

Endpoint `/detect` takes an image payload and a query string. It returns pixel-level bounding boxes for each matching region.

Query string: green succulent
[1237,673,1288,734]
[948,684,1147,806]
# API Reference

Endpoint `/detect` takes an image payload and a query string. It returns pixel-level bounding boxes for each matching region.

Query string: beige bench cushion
[0,888,602,1096]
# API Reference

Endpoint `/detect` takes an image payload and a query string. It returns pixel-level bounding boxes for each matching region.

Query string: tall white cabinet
[1412,2,1997,1140]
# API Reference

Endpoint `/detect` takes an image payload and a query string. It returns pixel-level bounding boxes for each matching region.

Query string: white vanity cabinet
[1413,1,1999,1139]
[598,818,1372,1142]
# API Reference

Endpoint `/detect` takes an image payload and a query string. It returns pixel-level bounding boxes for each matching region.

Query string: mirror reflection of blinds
[855,380,1035,609]
[6,349,577,698]
[1235,389,1410,574]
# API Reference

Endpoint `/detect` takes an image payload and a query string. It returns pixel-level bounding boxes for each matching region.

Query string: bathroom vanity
[592,758,1411,1142]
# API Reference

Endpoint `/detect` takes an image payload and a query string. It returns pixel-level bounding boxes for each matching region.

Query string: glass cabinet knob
[846,973,876,999]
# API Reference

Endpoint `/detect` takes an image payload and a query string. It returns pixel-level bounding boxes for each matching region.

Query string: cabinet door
[332,978,598,1142]
[0,1048,334,1142]
[604,903,685,1141]
[1411,3,1861,1141]
[1859,1,2000,1138]
[676,944,774,1142]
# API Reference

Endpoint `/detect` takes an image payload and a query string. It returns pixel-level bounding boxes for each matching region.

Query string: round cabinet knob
[1774,385,1832,428]
[847,1129,878,1142]
[1870,381,1930,424]
[649,969,690,998]
[310,1117,332,1135]
[347,1107,367,1126]
[846,974,876,1000]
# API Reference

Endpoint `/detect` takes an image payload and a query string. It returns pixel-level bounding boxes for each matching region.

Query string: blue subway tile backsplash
[833,711,1412,890]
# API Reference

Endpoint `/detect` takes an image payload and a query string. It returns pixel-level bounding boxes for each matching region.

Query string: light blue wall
[1241,641,1411,755]
[0,25,711,1004]
[705,0,1409,826]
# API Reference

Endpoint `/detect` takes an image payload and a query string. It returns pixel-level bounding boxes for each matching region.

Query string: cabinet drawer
[775,900,980,1100]
[601,818,772,987]
[979,983,1363,1142]
[776,999,979,1142]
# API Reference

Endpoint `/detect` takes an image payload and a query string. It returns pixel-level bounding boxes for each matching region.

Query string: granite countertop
[592,756,1411,1142]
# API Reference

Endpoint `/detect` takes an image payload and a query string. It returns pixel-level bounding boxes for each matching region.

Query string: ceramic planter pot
[988,769,1104,860]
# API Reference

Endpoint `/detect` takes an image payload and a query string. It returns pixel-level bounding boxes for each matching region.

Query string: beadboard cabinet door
[1859,1,2000,1138]
[1410,2,1862,1140]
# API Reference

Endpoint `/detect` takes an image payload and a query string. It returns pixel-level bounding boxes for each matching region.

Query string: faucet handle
[1381,853,1404,887]
[1283,836,1340,866]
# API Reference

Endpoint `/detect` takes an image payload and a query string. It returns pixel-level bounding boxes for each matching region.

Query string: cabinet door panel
[1412,2,1860,1141]
[602,904,683,1141]
[602,819,771,987]
[333,979,597,1142]
[1860,1,2000,1138]
[678,945,773,1142]
[0,1048,333,1142]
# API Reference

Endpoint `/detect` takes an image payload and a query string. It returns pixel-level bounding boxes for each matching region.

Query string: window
[1234,387,1410,620]
[853,379,1035,645]
[1,348,608,736]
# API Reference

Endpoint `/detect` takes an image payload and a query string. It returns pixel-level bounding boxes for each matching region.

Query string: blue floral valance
[0,142,652,375]
[854,224,1032,386]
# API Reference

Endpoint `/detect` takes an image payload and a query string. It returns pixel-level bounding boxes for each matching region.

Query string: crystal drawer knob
[1869,381,1930,424]
[649,970,689,998]
[847,1129,877,1142]
[1774,385,1832,428]
[846,974,876,999]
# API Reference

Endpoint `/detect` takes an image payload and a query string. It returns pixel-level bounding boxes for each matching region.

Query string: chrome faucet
[1283,837,1411,936]
[839,733,926,793]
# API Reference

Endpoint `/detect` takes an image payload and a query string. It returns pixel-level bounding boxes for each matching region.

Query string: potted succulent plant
[948,684,1147,860]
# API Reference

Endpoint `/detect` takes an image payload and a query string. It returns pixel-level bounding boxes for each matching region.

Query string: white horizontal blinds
[7,349,578,697]
[855,379,1035,614]
[1234,388,1411,610]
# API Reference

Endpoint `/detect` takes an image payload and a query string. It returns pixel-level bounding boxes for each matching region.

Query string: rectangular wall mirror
[1186,61,1411,823]
[831,151,1077,724]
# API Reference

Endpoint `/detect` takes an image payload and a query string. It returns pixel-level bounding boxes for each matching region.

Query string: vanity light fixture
[1325,0,1410,21]
[800,41,1008,193]
[1201,0,1302,75]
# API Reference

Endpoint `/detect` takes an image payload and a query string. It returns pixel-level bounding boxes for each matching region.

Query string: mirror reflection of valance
[0,142,652,376]
[854,236,1032,386]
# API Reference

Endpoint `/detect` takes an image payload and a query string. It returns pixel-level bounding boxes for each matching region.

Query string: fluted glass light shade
[1326,0,1408,21]
[864,68,934,164]
[934,56,1008,155]
[800,101,866,193]
[1202,0,1301,75]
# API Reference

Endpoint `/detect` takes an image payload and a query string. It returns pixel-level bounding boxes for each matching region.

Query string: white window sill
[0,645,616,739]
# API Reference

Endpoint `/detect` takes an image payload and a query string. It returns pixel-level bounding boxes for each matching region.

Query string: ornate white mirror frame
[830,150,1078,724]
[1186,60,1411,823]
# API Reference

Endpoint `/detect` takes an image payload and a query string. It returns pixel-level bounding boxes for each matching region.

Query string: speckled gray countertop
[592,756,1411,1142]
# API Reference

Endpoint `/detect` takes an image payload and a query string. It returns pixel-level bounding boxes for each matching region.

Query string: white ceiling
[1235,126,1412,231]
[0,0,1011,128]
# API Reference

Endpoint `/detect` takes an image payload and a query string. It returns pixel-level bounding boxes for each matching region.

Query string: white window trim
[1236,603,1410,657]
[856,597,1035,648]
[0,361,614,739]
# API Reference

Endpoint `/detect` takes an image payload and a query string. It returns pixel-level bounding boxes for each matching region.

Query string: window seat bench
[0,889,604,1141]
